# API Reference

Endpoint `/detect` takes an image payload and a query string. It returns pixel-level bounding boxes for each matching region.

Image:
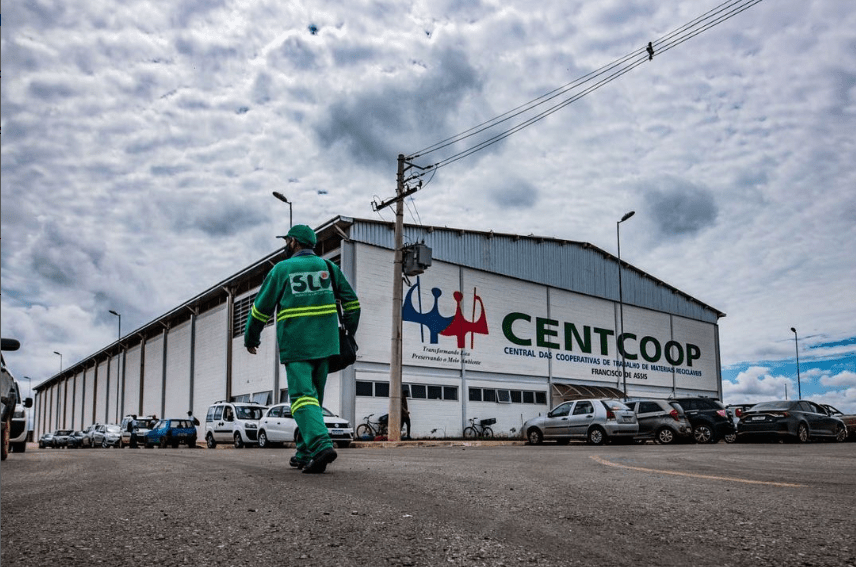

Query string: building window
[358,381,457,401]
[469,388,547,405]
[233,295,275,337]
[252,391,271,405]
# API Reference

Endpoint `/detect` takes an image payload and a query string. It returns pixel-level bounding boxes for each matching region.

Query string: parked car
[92,424,123,448]
[523,399,638,445]
[145,419,198,448]
[2,337,33,459]
[80,423,103,448]
[38,431,55,448]
[66,430,88,448]
[623,399,693,444]
[205,401,267,448]
[47,429,74,448]
[671,397,735,443]
[820,405,856,441]
[258,403,353,449]
[724,404,756,442]
[737,400,848,443]
[120,415,158,448]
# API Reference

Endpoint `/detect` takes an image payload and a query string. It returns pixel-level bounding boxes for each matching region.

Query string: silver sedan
[523,398,638,445]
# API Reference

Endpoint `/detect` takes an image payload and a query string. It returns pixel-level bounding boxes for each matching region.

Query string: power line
[406,0,763,175]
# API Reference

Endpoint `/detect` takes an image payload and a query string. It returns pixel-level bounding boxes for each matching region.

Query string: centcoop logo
[402,278,489,348]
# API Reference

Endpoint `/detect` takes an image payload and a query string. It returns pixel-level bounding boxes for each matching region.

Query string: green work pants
[285,358,333,460]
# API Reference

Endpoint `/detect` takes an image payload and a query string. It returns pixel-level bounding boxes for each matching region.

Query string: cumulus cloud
[640,177,719,238]
[723,366,794,405]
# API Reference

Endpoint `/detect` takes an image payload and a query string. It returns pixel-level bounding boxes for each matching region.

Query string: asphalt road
[2,441,854,567]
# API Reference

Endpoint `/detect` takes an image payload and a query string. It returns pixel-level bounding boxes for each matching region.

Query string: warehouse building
[33,216,725,440]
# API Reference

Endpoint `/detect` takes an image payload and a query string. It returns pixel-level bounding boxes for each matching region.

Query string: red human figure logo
[439,288,489,348]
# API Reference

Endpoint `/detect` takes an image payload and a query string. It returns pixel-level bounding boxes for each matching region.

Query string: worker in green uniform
[244,224,360,474]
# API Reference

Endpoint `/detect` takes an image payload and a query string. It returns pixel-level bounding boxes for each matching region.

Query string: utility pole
[373,154,424,442]
[387,155,406,442]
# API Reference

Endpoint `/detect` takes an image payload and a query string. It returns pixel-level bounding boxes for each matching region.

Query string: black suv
[671,397,735,443]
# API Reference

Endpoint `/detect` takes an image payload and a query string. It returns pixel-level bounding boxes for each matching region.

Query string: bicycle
[463,417,495,439]
[355,413,388,440]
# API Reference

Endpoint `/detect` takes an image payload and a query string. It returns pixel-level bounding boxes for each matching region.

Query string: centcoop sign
[502,312,702,368]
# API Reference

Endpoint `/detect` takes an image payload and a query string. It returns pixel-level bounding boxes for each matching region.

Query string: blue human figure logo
[402,278,454,344]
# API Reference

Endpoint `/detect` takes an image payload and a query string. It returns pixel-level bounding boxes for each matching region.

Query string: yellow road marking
[590,455,805,488]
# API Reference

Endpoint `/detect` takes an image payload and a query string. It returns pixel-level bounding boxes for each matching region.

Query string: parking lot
[2,441,855,567]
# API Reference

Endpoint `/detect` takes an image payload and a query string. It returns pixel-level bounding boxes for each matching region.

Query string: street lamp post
[53,351,63,374]
[790,327,801,399]
[617,211,635,399]
[272,192,293,229]
[109,310,121,340]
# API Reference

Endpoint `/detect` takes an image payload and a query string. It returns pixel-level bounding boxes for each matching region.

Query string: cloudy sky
[2,1,855,412]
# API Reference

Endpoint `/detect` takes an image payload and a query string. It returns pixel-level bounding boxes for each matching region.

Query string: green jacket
[244,251,360,363]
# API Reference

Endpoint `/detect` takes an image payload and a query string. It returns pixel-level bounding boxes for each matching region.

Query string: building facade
[34,216,725,440]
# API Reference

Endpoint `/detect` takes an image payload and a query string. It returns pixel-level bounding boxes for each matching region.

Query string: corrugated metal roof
[343,216,724,323]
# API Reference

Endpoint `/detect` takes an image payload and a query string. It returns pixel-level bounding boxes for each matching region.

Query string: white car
[258,403,353,449]
[204,401,267,448]
[522,398,638,445]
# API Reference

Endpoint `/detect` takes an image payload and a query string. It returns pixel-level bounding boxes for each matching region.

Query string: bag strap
[323,259,346,329]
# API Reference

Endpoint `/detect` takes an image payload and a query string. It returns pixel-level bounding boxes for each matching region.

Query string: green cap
[284,224,317,247]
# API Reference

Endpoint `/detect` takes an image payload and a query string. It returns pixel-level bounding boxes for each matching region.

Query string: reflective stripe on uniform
[291,396,320,414]
[276,303,337,322]
[342,300,360,312]
[251,304,271,323]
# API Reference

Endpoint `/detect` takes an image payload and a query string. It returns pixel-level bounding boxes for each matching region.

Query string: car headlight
[245,423,257,429]
[13,410,25,418]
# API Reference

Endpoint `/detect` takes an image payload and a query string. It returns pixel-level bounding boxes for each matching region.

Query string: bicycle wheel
[463,426,478,439]
[481,427,494,439]
[355,424,373,440]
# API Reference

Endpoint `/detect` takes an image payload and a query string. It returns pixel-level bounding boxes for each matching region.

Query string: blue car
[145,419,198,448]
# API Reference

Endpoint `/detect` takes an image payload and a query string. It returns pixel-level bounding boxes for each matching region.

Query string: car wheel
[102,438,109,448]
[206,433,217,449]
[1,417,9,461]
[258,430,269,448]
[234,432,244,449]
[39,441,45,449]
[587,426,606,445]
[834,424,847,443]
[656,427,676,445]
[797,422,810,443]
[117,438,123,449]
[693,424,715,444]
[160,437,169,449]
[723,432,737,443]
[187,436,197,448]
[526,428,543,445]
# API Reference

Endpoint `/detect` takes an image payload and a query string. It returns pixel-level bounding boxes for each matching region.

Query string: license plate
[330,429,344,435]
[621,417,633,423]
[751,416,765,421]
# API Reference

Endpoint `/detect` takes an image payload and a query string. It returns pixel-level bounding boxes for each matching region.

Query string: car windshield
[602,400,631,411]
[750,401,793,411]
[106,425,121,433]
[236,406,265,420]
[322,407,337,417]
[57,430,73,435]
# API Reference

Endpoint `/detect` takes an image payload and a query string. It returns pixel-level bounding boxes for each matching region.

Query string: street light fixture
[109,309,121,340]
[790,327,801,399]
[617,210,635,398]
[53,351,63,374]
[272,192,293,230]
